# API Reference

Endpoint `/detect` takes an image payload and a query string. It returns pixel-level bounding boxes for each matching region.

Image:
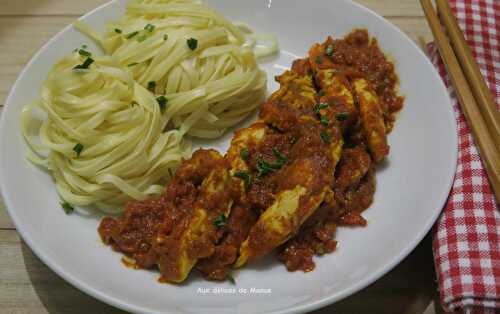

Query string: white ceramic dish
[0,0,457,313]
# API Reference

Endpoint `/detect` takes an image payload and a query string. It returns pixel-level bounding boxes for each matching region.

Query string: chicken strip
[153,150,234,283]
[235,116,342,267]
[308,43,358,129]
[98,149,221,270]
[353,78,389,162]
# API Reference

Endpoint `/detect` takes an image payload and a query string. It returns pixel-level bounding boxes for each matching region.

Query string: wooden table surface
[0,1,445,313]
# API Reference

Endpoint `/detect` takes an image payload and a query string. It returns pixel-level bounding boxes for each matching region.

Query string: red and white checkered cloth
[426,0,500,313]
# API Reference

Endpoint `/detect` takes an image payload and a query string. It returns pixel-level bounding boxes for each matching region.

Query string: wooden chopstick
[436,0,500,150]
[420,0,500,203]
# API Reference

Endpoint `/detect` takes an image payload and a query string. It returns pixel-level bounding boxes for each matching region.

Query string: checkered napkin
[426,0,500,313]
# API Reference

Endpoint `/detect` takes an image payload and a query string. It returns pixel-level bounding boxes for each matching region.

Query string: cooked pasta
[21,0,278,212]
[75,0,278,138]
[22,53,191,212]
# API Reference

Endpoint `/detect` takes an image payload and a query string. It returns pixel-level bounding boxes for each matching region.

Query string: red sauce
[98,29,403,281]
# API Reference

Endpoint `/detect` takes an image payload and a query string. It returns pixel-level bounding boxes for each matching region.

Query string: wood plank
[0,106,14,229]
[0,229,441,313]
[0,230,126,314]
[0,0,424,17]
[0,16,433,106]
[0,194,14,230]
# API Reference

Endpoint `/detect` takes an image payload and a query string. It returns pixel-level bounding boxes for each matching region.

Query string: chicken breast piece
[235,117,342,267]
[153,150,234,283]
[308,43,358,129]
[353,78,389,163]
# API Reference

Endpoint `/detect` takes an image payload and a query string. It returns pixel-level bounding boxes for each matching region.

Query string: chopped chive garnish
[314,102,329,114]
[233,171,251,189]
[61,201,74,214]
[127,62,139,67]
[227,273,236,284]
[163,34,168,41]
[78,49,91,57]
[73,57,94,70]
[137,34,148,42]
[320,115,329,126]
[73,143,84,156]
[187,38,198,50]
[125,31,139,39]
[256,160,276,176]
[114,28,122,34]
[240,148,249,160]
[335,112,349,121]
[147,81,156,92]
[213,213,228,229]
[325,44,334,56]
[144,24,155,32]
[272,148,287,166]
[315,56,323,64]
[320,131,331,144]
[256,149,287,176]
[156,96,168,113]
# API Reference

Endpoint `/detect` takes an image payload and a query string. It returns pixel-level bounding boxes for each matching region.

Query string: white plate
[0,0,457,313]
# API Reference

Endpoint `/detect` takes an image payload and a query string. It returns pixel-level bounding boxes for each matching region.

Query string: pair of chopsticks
[420,0,500,203]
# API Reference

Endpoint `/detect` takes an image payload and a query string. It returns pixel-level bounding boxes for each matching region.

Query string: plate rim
[0,0,458,313]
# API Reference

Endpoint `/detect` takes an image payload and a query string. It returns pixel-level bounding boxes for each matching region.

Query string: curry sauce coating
[308,44,359,130]
[98,149,222,270]
[259,70,317,131]
[279,145,374,272]
[99,29,403,282]
[235,64,344,267]
[153,150,235,283]
[307,30,404,162]
[353,79,389,162]
[235,116,342,268]
[196,123,267,280]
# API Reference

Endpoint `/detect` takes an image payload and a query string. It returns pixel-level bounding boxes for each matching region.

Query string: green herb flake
[240,148,249,160]
[137,34,148,42]
[125,31,139,39]
[73,57,94,70]
[147,81,156,92]
[290,136,298,145]
[78,49,91,57]
[73,143,84,156]
[314,102,329,114]
[320,131,331,144]
[315,56,323,64]
[325,44,334,56]
[61,201,74,214]
[127,62,139,67]
[213,213,228,229]
[233,171,251,189]
[272,148,287,166]
[144,24,155,32]
[227,273,236,284]
[320,115,329,126]
[335,112,349,121]
[163,34,169,41]
[114,28,122,34]
[256,156,285,177]
[187,38,198,50]
[156,96,168,113]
